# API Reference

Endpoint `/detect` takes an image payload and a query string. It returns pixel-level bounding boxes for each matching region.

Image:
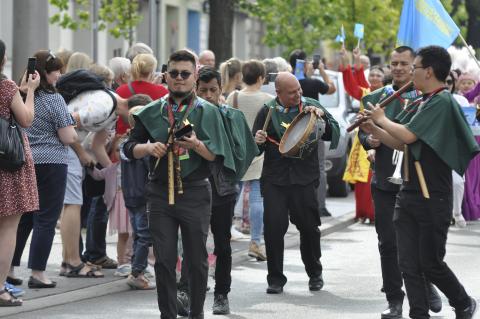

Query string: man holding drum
[253,72,339,294]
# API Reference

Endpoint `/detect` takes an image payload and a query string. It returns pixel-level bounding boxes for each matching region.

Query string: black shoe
[266,284,283,294]
[309,275,324,291]
[176,291,190,317]
[427,283,442,313]
[27,276,57,289]
[6,276,22,286]
[212,294,230,315]
[455,297,477,319]
[319,208,332,217]
[381,300,402,319]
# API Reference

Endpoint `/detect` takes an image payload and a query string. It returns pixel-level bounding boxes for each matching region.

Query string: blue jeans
[248,180,263,244]
[12,164,68,270]
[128,205,152,276]
[84,196,108,262]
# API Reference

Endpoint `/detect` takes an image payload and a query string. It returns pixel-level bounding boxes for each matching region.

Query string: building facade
[0,0,283,80]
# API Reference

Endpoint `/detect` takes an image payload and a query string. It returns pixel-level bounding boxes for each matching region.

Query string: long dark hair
[0,39,6,81]
[32,50,63,93]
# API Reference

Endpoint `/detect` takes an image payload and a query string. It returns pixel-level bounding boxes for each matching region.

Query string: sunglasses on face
[446,79,453,85]
[168,70,192,80]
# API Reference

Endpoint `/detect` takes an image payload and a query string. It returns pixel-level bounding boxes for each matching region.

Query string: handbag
[0,114,25,171]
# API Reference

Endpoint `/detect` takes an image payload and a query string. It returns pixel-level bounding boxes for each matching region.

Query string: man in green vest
[360,46,442,319]
[253,72,340,294]
[123,50,238,319]
[176,66,258,316]
[363,45,479,319]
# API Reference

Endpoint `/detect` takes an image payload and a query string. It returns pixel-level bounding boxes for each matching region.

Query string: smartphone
[174,124,193,140]
[312,54,321,69]
[161,64,167,84]
[26,57,36,82]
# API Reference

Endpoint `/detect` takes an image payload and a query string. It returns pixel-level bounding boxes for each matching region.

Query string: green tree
[240,0,348,56]
[49,0,142,45]
[239,0,408,56]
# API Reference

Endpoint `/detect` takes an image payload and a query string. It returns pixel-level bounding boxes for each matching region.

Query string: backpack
[56,69,106,104]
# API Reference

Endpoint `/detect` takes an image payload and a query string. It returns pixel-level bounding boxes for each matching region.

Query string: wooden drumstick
[262,107,273,132]
[403,144,409,182]
[414,161,430,199]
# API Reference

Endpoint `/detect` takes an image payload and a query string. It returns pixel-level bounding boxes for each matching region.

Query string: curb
[1,212,355,318]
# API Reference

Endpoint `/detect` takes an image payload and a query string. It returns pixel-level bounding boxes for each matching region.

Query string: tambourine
[279,111,325,159]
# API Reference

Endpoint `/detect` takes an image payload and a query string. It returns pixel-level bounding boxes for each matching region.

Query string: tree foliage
[240,0,405,56]
[49,0,142,43]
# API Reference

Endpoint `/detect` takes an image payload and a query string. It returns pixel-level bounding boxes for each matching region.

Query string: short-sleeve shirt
[299,78,329,100]
[25,91,75,165]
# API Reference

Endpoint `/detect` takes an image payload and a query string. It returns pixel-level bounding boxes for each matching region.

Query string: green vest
[265,96,340,150]
[217,104,259,180]
[403,91,480,175]
[134,96,236,179]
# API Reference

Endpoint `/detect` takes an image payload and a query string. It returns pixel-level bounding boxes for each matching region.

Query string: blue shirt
[25,91,75,164]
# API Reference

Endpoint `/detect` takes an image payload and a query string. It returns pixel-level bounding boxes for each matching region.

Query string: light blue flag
[354,23,364,39]
[335,25,346,43]
[397,0,460,50]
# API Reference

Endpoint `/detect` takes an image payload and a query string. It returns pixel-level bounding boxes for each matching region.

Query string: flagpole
[357,38,361,49]
[458,33,480,70]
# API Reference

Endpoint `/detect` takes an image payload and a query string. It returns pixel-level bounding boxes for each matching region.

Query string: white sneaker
[230,225,247,241]
[114,264,131,277]
[144,265,155,279]
[456,219,467,228]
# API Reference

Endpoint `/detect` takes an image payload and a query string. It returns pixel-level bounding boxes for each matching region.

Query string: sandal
[0,289,22,307]
[91,256,118,269]
[59,262,68,276]
[64,262,104,278]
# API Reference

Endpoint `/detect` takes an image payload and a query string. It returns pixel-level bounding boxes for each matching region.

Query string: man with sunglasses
[123,50,238,319]
[363,45,479,319]
[176,66,257,315]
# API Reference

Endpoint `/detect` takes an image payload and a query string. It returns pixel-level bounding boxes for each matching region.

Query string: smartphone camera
[312,54,321,69]
[26,57,36,82]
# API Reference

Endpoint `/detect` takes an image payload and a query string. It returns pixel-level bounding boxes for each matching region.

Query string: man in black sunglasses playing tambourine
[123,50,241,319]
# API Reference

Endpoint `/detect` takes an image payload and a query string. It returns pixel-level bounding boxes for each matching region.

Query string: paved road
[8,220,479,319]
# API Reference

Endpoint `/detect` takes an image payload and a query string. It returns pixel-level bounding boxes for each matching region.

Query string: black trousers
[12,164,68,270]
[394,191,470,319]
[179,199,235,296]
[371,186,405,303]
[147,181,211,319]
[263,181,322,287]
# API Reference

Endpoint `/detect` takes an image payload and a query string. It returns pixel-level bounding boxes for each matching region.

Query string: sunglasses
[446,79,453,85]
[168,70,192,80]
[46,50,56,63]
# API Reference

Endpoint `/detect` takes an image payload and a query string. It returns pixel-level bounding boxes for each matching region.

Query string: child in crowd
[88,134,132,277]
[121,94,155,290]
[457,72,478,95]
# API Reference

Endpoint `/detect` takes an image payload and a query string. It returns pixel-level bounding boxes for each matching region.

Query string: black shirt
[252,105,332,186]
[401,142,452,195]
[299,78,329,99]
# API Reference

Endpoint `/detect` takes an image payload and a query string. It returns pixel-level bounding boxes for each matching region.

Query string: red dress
[0,80,39,216]
[341,65,375,222]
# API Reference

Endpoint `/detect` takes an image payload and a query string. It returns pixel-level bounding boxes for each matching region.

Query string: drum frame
[279,111,324,158]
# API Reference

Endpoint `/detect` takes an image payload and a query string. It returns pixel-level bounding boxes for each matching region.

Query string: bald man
[252,72,340,294]
[199,50,216,67]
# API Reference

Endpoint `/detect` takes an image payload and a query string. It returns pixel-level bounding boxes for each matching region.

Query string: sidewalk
[1,196,355,318]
